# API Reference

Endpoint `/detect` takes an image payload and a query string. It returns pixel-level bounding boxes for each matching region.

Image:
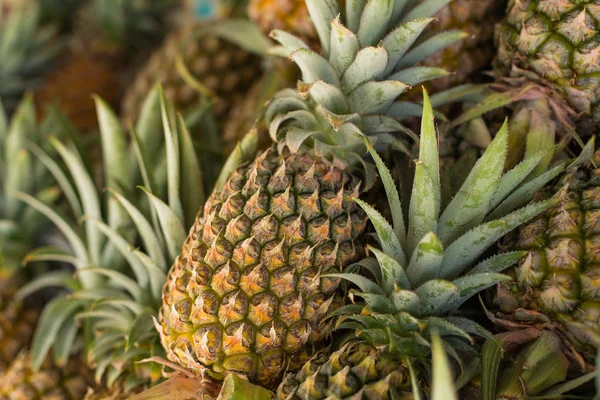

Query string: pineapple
[493,141,600,371]
[421,0,506,93]
[0,353,92,400]
[16,86,242,397]
[121,19,263,127]
[277,91,555,399]
[0,289,38,372]
[0,97,67,370]
[35,0,176,131]
[450,0,600,169]
[494,0,600,127]
[157,0,539,387]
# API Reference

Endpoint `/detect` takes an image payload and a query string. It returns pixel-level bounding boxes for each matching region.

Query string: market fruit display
[1,0,599,399]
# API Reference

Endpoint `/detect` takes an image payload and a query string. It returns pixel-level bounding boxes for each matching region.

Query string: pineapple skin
[0,293,38,373]
[35,50,123,132]
[0,353,91,400]
[494,0,600,125]
[159,148,368,386]
[496,150,600,363]
[121,23,262,125]
[276,342,413,400]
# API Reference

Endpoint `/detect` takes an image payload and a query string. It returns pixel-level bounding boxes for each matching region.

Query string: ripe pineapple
[16,86,242,398]
[121,19,263,126]
[157,0,540,387]
[0,353,91,400]
[35,0,176,131]
[277,92,555,399]
[0,97,66,370]
[0,288,38,372]
[493,142,600,369]
[494,0,600,127]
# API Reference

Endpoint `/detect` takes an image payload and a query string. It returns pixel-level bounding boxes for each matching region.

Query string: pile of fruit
[0,0,599,398]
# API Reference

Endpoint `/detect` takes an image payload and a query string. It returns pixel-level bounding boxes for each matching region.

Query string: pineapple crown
[330,90,570,365]
[0,97,64,273]
[0,2,63,114]
[14,86,249,392]
[265,0,467,188]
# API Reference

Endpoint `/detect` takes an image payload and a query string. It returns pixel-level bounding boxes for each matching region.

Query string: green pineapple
[448,0,600,176]
[158,0,472,387]
[494,0,600,127]
[492,141,600,373]
[276,91,556,400]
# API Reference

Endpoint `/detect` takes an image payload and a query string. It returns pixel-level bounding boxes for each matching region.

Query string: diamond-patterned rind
[159,148,368,385]
[494,0,600,124]
[276,342,412,400]
[513,150,600,357]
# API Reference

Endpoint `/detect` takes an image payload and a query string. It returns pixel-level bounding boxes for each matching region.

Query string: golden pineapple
[159,0,474,387]
[121,21,262,125]
[0,353,91,400]
[494,147,600,368]
[35,48,123,131]
[159,148,367,385]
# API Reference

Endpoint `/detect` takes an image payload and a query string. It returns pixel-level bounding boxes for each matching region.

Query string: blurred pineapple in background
[121,20,263,126]
[422,0,507,92]
[34,0,178,131]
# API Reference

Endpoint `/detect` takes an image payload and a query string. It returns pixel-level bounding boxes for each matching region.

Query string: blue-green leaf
[342,46,388,93]
[348,80,408,114]
[406,232,443,288]
[407,90,439,257]
[291,48,341,86]
[442,200,555,279]
[468,252,527,276]
[328,17,360,75]
[355,198,406,267]
[357,0,393,46]
[437,121,508,245]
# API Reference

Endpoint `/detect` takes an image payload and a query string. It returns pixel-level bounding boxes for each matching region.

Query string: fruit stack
[0,0,599,399]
